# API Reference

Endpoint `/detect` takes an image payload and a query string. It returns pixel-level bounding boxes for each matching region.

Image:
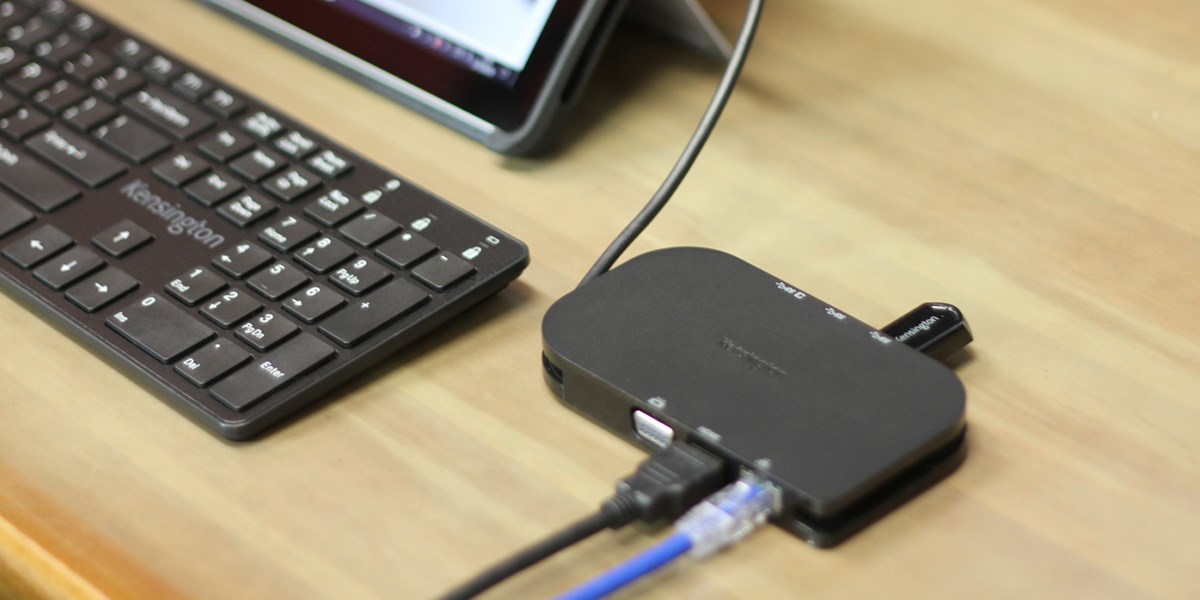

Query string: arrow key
[92,219,152,257]
[65,266,138,313]
[33,245,104,290]
[3,223,72,268]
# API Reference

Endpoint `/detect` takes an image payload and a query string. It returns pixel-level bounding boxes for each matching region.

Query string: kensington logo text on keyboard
[121,179,225,249]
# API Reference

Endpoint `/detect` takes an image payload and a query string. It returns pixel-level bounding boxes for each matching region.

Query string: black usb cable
[441,443,729,600]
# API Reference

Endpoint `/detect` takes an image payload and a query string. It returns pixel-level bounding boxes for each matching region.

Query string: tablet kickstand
[627,0,732,59]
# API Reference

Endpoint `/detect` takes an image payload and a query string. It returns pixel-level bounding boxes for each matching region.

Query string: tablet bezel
[201,0,622,154]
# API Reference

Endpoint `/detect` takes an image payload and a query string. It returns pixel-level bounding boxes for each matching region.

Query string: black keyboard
[0,0,529,440]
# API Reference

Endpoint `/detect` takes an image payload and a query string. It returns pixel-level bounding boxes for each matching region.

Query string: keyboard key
[339,211,399,247]
[258,215,317,252]
[0,138,80,211]
[0,190,34,237]
[32,33,85,67]
[0,6,29,35]
[0,106,50,140]
[25,126,126,187]
[274,130,316,158]
[8,17,56,52]
[0,87,20,116]
[3,223,70,267]
[0,44,27,77]
[90,65,144,101]
[112,37,151,67]
[294,235,354,274]
[121,85,214,140]
[240,110,282,140]
[329,255,391,296]
[107,293,215,363]
[217,190,276,227]
[171,71,214,103]
[64,266,138,313]
[39,1,78,24]
[152,151,208,187]
[203,88,245,119]
[235,310,298,351]
[304,188,363,227]
[247,260,308,300]
[306,149,352,178]
[263,167,320,202]
[5,61,56,96]
[212,241,271,278]
[32,245,102,289]
[200,288,262,329]
[66,11,106,41]
[61,49,114,83]
[174,339,251,387]
[412,251,476,291]
[229,147,284,182]
[184,170,242,207]
[32,79,87,114]
[166,265,227,306]
[62,96,117,131]
[282,283,345,324]
[375,231,436,269]
[319,279,429,348]
[92,219,152,257]
[93,115,170,163]
[197,128,253,163]
[210,333,335,412]
[141,54,178,85]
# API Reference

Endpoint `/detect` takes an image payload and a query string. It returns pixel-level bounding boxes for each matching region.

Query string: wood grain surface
[1,0,1197,598]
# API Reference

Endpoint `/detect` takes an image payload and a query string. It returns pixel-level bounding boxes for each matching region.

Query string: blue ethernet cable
[557,474,779,600]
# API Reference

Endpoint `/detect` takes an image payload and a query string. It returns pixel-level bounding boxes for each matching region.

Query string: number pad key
[106,293,215,363]
[259,215,317,252]
[247,260,308,300]
[376,231,436,269]
[282,283,345,324]
[338,211,399,247]
[412,251,477,292]
[175,339,251,387]
[235,310,297,351]
[210,333,335,412]
[200,288,262,329]
[294,235,353,274]
[212,242,271,278]
[319,279,429,348]
[330,256,391,296]
[166,266,227,306]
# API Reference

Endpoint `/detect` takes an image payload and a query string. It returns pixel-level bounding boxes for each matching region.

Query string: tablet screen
[336,0,558,87]
[228,0,593,134]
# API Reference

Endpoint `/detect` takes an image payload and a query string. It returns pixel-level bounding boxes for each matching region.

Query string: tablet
[201,0,626,155]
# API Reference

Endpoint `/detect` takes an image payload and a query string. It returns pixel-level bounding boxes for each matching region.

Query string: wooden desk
[2,0,1197,597]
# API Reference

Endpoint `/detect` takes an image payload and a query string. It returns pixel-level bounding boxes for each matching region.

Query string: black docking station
[542,247,971,547]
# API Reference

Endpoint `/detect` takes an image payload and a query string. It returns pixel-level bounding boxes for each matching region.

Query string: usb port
[632,410,674,449]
